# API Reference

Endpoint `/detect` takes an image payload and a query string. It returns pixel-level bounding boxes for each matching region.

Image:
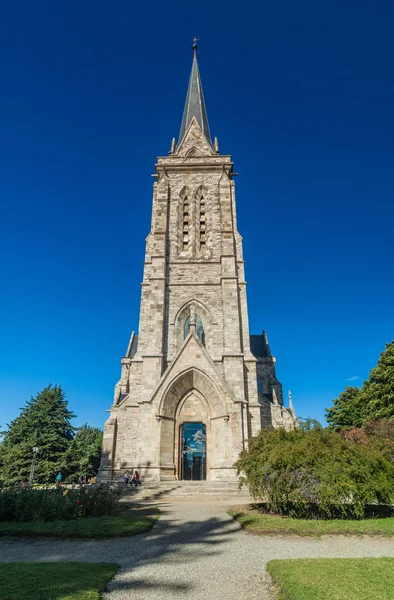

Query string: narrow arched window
[184,314,205,344]
[183,196,189,250]
[199,195,206,249]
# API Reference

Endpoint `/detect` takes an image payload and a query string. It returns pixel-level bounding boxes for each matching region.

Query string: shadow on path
[0,502,240,597]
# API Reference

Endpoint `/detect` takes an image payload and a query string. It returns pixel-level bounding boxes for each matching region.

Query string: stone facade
[98,54,296,483]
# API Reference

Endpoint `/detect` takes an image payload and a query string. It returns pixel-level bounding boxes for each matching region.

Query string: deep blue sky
[1,1,393,430]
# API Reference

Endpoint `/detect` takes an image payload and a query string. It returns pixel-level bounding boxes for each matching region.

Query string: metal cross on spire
[192,36,199,58]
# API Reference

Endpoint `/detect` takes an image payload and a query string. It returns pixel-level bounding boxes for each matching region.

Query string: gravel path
[1,499,394,599]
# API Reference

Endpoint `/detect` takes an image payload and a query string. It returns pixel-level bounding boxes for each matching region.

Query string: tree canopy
[326,341,394,430]
[326,386,363,430]
[63,424,103,482]
[0,386,102,486]
[0,385,75,485]
[362,341,394,422]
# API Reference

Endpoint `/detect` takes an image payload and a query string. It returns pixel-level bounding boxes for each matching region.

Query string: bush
[235,428,394,519]
[364,419,394,444]
[341,421,394,465]
[0,486,120,522]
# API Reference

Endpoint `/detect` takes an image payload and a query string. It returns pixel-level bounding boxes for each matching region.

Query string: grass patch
[267,558,394,600]
[0,562,119,600]
[228,506,394,537]
[0,505,159,539]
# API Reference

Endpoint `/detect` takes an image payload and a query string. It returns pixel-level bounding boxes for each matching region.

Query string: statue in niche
[184,305,205,344]
[189,302,196,325]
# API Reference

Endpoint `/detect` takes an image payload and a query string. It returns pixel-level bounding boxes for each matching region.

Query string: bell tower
[98,43,296,482]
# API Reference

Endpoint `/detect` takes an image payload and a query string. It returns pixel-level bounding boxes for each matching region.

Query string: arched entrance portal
[158,368,230,481]
[180,422,206,480]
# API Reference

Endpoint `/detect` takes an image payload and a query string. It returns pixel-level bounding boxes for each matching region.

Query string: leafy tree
[63,424,103,482]
[298,417,323,432]
[326,386,363,430]
[0,385,75,485]
[235,427,394,519]
[360,342,394,422]
[326,342,394,429]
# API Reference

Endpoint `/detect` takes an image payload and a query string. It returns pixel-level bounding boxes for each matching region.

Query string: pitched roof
[178,54,211,147]
[125,334,138,359]
[130,335,138,358]
[250,333,271,358]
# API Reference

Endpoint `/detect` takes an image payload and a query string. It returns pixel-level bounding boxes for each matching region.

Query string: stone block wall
[98,117,296,484]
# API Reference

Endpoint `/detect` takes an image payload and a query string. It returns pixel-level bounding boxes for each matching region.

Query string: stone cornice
[168,282,221,286]
[243,355,257,364]
[154,163,234,175]
[169,259,221,265]
[157,154,232,163]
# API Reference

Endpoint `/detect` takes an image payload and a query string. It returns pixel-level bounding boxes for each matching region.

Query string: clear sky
[1,1,393,430]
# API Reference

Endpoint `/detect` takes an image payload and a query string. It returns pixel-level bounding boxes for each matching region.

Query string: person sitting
[124,470,131,486]
[132,470,141,486]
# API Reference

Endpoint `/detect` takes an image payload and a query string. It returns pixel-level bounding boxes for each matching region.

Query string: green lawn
[0,506,159,539]
[228,507,394,537]
[267,558,394,600]
[0,562,119,600]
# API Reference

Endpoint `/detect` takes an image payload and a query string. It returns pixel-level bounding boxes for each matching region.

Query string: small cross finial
[192,36,199,58]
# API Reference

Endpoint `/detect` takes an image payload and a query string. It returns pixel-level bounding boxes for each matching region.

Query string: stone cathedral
[98,45,296,483]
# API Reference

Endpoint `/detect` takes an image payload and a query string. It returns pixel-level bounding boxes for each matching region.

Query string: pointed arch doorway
[158,368,230,481]
[180,422,206,480]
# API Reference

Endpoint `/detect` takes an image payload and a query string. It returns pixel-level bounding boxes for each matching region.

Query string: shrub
[341,421,394,465]
[341,428,369,444]
[364,419,394,443]
[235,428,394,519]
[0,486,120,522]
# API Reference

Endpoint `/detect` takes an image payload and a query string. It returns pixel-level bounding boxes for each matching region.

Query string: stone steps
[120,480,253,500]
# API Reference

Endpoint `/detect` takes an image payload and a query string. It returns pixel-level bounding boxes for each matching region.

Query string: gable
[146,332,236,413]
[176,117,214,157]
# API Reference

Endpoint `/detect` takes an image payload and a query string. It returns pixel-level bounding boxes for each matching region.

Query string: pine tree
[326,386,363,430]
[0,385,75,485]
[361,341,394,422]
[63,424,103,482]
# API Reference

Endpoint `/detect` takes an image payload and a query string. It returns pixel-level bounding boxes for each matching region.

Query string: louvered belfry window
[183,196,189,250]
[199,195,206,249]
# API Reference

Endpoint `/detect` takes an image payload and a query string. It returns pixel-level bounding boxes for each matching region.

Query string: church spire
[178,39,212,146]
